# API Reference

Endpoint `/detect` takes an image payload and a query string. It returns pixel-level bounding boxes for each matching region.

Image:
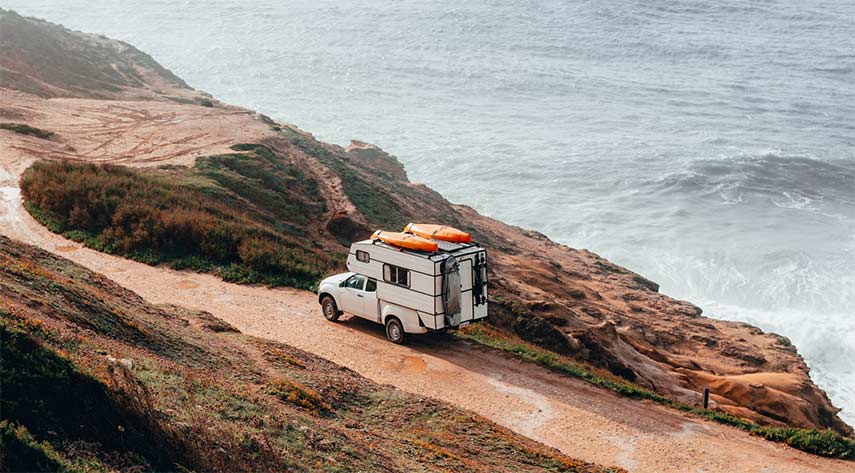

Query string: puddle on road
[176,279,200,290]
[605,433,639,471]
[399,355,427,374]
[672,422,710,439]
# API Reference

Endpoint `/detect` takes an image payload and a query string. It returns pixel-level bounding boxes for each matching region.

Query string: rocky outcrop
[344,140,409,181]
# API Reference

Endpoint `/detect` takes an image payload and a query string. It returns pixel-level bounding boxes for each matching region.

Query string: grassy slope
[0,8,189,98]
[0,235,620,473]
[21,144,337,290]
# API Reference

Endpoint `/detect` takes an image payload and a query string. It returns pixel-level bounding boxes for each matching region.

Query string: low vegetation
[266,379,331,416]
[458,325,855,460]
[282,128,410,229]
[0,421,73,472]
[20,144,336,290]
[0,236,621,472]
[0,122,54,139]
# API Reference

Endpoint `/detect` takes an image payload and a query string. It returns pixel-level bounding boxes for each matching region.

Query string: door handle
[357,294,363,298]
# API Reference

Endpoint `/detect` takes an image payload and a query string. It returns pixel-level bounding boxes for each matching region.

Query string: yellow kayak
[371,230,438,252]
[403,223,472,244]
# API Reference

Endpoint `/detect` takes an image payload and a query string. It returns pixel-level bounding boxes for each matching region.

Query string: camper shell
[318,236,487,342]
[346,238,488,332]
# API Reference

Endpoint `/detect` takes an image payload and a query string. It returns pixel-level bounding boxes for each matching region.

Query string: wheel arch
[318,292,335,304]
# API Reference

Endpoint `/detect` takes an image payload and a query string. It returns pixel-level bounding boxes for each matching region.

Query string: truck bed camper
[317,224,488,343]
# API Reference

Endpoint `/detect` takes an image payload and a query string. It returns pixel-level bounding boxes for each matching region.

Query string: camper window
[356,250,370,263]
[383,264,410,287]
[365,278,377,292]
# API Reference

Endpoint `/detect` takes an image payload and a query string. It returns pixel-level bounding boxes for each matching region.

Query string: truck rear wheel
[385,317,405,344]
[321,296,340,322]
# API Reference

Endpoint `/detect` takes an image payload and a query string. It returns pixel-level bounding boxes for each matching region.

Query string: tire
[321,296,340,322]
[385,317,405,344]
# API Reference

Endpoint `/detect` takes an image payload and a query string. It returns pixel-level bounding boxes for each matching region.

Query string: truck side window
[345,274,365,290]
[365,278,377,292]
[356,250,370,263]
[383,264,410,287]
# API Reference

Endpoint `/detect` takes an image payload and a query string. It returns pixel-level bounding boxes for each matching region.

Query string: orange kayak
[403,223,472,244]
[371,230,439,252]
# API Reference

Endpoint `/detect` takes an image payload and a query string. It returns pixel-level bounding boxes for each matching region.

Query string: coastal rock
[345,140,408,181]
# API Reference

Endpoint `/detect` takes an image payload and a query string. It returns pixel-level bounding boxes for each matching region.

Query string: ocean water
[6,1,854,425]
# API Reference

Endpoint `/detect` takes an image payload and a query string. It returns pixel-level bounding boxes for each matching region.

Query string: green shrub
[755,427,855,459]
[266,379,330,415]
[0,421,68,472]
[169,255,214,272]
[0,123,54,139]
[20,145,333,290]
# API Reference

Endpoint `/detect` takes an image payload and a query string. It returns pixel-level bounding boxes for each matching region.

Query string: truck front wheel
[321,296,340,322]
[385,317,405,344]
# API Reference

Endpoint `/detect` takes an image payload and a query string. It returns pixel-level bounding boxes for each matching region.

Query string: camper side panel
[346,242,442,329]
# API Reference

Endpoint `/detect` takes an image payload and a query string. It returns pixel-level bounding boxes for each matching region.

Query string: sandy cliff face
[0,9,850,437]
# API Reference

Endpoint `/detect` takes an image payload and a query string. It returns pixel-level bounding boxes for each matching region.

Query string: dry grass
[1,235,613,472]
[266,379,331,415]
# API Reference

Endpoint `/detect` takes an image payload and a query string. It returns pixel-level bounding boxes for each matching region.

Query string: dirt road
[0,174,850,473]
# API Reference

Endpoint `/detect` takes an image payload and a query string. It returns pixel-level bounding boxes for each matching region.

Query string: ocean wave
[653,153,855,207]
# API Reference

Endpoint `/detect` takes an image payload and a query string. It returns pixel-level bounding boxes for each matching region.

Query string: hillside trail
[0,173,850,473]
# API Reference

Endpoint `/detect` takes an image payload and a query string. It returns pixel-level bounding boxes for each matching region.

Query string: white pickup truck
[317,233,488,343]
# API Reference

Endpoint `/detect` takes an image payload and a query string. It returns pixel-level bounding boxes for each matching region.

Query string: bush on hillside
[20,145,333,289]
[0,123,54,139]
